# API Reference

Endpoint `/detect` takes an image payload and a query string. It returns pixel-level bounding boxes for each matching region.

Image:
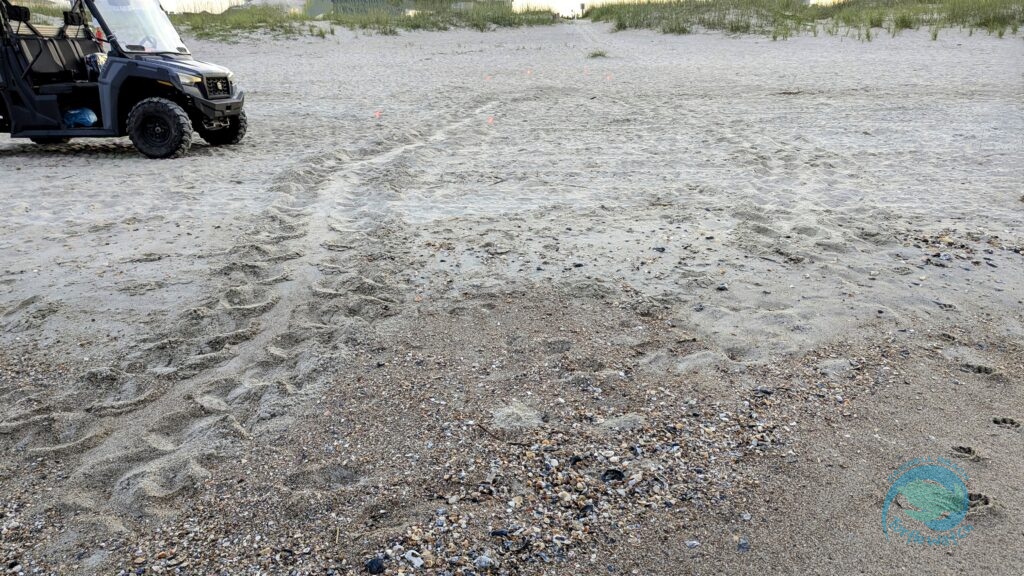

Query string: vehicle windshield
[92,0,189,54]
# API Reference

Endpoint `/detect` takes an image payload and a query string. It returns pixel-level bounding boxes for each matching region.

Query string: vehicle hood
[136,56,233,77]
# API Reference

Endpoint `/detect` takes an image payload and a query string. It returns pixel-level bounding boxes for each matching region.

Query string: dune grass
[169,5,306,39]
[169,1,556,39]
[168,0,1022,40]
[329,1,556,33]
[587,0,1024,40]
[19,1,72,21]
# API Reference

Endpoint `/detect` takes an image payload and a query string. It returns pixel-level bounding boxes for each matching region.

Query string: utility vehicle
[0,0,245,158]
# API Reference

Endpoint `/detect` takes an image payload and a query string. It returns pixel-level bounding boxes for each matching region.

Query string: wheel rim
[141,116,173,148]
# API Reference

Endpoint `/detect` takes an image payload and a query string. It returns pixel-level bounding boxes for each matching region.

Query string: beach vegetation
[16,1,72,21]
[169,5,305,39]
[586,0,1024,40]
[167,0,1022,41]
[169,1,557,39]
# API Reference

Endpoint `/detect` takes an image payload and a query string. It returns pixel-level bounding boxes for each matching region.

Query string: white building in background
[159,0,244,14]
[513,0,584,18]
[511,0,669,19]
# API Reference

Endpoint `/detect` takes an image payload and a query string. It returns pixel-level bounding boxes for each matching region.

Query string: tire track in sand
[0,99,498,523]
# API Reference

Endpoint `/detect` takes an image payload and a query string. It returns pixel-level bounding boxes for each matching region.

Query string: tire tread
[127,97,193,159]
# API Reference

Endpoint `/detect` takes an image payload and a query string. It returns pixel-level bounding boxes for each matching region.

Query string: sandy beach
[1,22,1022,575]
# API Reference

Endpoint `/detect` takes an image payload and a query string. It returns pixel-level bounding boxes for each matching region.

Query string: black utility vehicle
[0,0,245,158]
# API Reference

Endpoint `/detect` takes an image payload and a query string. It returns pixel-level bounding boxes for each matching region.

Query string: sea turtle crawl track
[0,97,500,523]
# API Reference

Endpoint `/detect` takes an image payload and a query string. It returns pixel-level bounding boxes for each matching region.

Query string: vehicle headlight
[178,73,201,85]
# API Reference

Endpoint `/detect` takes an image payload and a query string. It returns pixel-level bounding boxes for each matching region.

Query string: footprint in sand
[950,446,982,462]
[992,417,1020,430]
[961,362,995,375]
[967,493,995,516]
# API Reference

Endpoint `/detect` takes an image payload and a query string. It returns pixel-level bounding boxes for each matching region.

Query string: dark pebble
[601,469,625,482]
[365,558,385,574]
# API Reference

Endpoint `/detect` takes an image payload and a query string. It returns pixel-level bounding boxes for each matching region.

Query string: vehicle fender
[101,59,181,134]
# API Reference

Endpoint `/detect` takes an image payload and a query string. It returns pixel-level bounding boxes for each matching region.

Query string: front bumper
[192,91,245,119]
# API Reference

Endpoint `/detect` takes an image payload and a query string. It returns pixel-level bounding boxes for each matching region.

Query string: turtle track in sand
[0,98,499,528]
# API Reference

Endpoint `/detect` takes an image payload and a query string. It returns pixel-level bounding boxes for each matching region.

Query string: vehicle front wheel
[198,110,247,146]
[127,97,193,159]
[30,137,71,145]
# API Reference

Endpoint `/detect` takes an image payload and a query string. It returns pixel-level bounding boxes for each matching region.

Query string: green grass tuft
[892,11,916,32]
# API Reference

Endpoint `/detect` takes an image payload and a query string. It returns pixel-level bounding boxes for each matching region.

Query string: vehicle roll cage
[0,0,142,60]
[1,0,86,32]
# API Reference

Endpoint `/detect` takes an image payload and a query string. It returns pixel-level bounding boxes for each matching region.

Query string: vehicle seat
[54,26,101,80]
[16,37,70,83]
[5,4,30,25]
[56,12,102,79]
[7,9,103,85]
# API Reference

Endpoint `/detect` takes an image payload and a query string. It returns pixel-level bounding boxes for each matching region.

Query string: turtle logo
[882,457,973,546]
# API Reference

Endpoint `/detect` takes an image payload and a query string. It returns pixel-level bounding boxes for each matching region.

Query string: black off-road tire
[127,97,193,159]
[30,137,71,145]
[198,110,247,146]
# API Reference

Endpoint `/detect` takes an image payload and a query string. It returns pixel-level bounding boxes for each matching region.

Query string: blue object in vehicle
[64,108,98,128]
